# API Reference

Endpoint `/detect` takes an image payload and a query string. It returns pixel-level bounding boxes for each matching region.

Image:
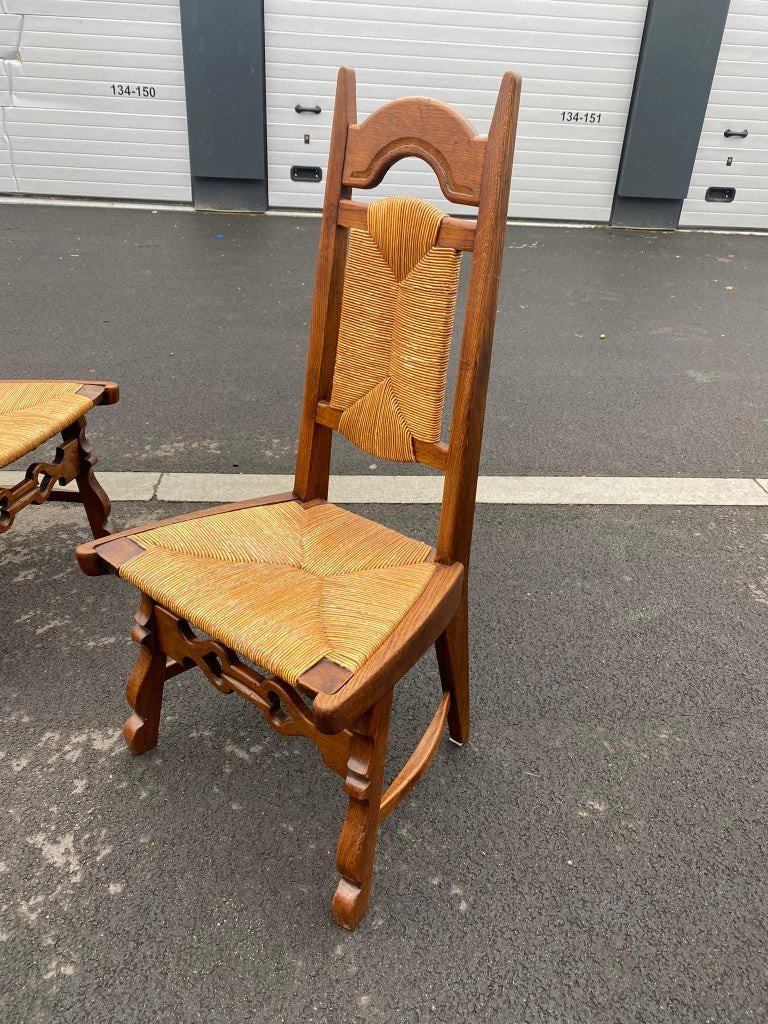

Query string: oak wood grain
[298,658,355,697]
[436,72,520,570]
[293,67,357,502]
[342,96,487,205]
[379,690,450,819]
[337,199,476,251]
[332,691,393,928]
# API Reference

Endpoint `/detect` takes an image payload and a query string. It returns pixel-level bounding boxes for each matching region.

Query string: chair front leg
[123,596,166,754]
[332,690,393,929]
[64,418,113,538]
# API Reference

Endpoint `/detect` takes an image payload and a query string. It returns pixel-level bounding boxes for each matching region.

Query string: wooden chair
[1,380,118,537]
[76,68,521,928]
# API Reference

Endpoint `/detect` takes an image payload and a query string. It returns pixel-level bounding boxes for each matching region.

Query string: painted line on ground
[3,472,768,505]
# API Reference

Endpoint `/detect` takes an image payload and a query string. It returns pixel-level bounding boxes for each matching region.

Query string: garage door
[680,0,768,229]
[0,0,191,203]
[264,0,648,221]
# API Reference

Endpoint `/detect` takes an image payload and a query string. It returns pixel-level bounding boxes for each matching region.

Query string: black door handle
[724,128,748,138]
[295,104,321,114]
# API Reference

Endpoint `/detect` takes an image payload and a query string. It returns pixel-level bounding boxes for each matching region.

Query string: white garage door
[0,0,191,202]
[680,0,768,230]
[265,0,648,221]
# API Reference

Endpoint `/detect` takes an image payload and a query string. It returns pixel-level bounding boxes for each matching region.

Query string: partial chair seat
[96,498,447,690]
[0,380,103,468]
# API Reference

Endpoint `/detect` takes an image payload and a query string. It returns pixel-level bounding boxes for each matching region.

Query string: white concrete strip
[157,473,768,505]
[330,475,444,504]
[4,471,768,505]
[475,476,768,506]
[157,473,294,502]
[156,473,445,503]
[0,471,160,501]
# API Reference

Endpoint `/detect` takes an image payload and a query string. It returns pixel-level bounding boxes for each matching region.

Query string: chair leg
[67,418,113,538]
[435,585,470,745]
[332,691,393,929]
[123,598,166,754]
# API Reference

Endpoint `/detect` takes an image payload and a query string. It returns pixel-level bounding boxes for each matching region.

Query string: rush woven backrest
[295,67,521,573]
[330,195,461,462]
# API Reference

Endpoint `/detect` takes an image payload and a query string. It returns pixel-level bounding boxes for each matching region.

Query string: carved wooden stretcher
[0,380,118,537]
[76,67,520,928]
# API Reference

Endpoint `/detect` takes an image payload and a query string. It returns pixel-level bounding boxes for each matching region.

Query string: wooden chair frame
[76,68,520,928]
[1,381,118,538]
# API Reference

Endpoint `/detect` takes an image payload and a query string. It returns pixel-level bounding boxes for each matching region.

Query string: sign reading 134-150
[110,84,157,98]
[560,111,603,124]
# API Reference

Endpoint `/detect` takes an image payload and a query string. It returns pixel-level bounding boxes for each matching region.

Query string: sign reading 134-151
[560,111,603,124]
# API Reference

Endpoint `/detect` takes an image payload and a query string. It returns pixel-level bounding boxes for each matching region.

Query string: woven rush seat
[0,380,96,468]
[115,499,437,685]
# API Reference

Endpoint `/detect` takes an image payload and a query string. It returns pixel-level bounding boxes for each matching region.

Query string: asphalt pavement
[1,203,766,1022]
[2,204,767,478]
[1,500,766,1023]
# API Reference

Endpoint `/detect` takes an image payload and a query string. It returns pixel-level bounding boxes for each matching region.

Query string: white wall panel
[264,0,648,221]
[680,0,768,229]
[0,3,191,202]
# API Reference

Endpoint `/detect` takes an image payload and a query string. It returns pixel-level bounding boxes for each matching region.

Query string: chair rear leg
[66,418,113,538]
[123,597,166,754]
[332,691,393,929]
[435,586,470,745]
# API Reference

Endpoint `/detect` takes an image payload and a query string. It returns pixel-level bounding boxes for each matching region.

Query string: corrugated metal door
[680,0,768,229]
[0,0,191,202]
[264,0,648,221]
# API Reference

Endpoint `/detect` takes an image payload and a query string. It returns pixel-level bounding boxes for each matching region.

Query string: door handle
[724,128,748,138]
[295,104,321,114]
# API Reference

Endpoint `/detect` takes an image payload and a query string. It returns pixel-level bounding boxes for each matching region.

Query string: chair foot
[332,692,393,929]
[123,598,166,755]
[436,587,470,745]
[332,879,370,930]
[123,707,160,755]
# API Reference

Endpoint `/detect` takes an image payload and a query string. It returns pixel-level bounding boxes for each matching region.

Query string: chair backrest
[293,67,521,571]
